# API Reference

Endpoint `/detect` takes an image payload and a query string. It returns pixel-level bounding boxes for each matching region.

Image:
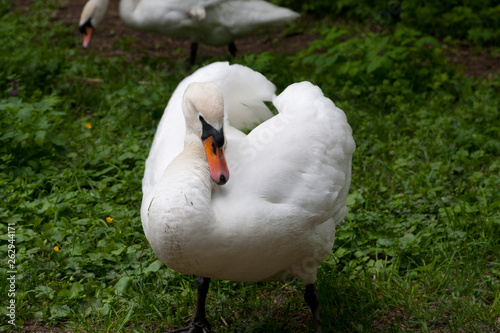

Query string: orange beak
[83,26,93,48]
[203,137,229,185]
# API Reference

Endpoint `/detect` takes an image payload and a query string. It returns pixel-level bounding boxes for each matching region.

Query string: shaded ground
[55,0,317,65]
[48,0,499,76]
[445,44,500,77]
[22,322,72,333]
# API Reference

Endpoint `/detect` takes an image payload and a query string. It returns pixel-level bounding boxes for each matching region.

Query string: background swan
[79,0,299,65]
[141,62,355,332]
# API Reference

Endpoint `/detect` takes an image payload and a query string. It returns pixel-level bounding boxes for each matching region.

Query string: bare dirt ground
[55,0,317,65]
[445,44,500,77]
[48,0,499,77]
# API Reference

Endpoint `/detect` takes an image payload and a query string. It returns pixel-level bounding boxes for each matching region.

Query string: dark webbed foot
[168,276,211,333]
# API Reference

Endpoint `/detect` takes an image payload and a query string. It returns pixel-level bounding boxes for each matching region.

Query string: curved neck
[161,134,214,201]
[80,0,110,27]
[119,0,142,28]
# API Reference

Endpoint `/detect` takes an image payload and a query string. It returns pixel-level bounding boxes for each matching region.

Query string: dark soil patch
[22,321,73,332]
[445,44,500,77]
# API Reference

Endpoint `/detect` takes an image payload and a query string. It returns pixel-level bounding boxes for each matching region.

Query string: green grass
[1,0,499,332]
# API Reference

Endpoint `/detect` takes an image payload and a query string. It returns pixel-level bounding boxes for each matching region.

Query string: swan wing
[207,81,355,283]
[207,1,299,31]
[217,81,355,231]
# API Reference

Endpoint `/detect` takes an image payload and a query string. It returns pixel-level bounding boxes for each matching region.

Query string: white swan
[141,62,355,332]
[79,0,299,65]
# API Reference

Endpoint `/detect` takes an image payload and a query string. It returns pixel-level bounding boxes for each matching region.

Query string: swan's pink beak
[83,26,93,48]
[203,137,229,185]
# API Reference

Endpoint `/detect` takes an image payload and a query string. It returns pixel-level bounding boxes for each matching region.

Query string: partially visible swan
[79,0,299,65]
[141,62,355,332]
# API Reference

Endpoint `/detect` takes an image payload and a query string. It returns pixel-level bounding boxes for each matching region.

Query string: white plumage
[140,62,355,332]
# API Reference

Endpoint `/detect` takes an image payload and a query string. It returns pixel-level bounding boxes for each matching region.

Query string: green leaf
[50,305,71,319]
[144,259,164,274]
[34,286,55,300]
[366,56,384,74]
[412,257,438,272]
[114,276,132,295]
[57,289,73,298]
[16,106,33,120]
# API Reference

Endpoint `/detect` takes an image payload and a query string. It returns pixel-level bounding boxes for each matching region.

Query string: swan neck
[168,134,214,193]
[80,0,110,27]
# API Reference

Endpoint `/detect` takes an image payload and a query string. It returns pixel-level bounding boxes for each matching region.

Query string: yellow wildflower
[106,216,113,223]
[85,122,92,129]
[53,246,59,252]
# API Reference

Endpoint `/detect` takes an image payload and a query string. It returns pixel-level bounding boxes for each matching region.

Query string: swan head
[79,0,110,48]
[183,82,229,185]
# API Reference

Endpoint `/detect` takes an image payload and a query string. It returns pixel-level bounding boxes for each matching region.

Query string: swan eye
[79,17,92,34]
[199,116,224,148]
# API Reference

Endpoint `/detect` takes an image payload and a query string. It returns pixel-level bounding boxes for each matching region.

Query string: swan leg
[228,42,237,57]
[304,284,322,333]
[189,42,199,68]
[168,276,211,333]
